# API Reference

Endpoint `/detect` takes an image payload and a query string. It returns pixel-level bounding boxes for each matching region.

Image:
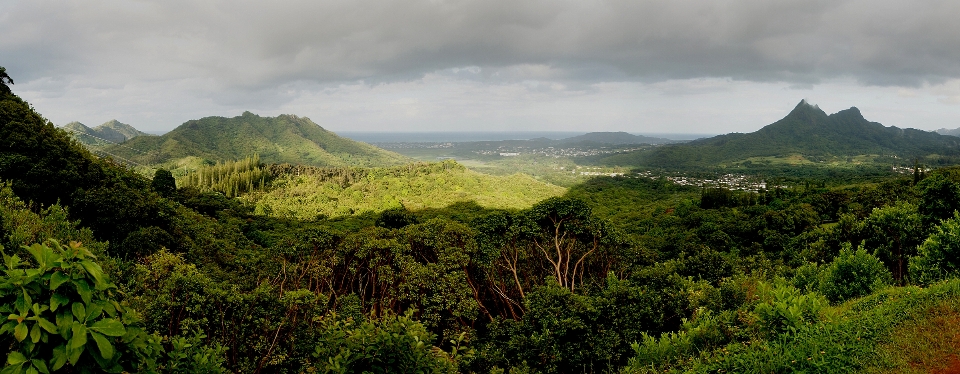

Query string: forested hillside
[601,101,960,169]
[105,111,410,167]
[4,67,960,373]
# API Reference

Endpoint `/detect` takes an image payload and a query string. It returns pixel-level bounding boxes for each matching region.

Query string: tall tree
[0,66,13,96]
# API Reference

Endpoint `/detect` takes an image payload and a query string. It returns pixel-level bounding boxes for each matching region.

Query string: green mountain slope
[62,119,151,145]
[104,111,410,167]
[601,100,960,168]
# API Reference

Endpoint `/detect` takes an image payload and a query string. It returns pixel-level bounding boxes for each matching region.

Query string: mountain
[62,119,152,146]
[936,128,960,137]
[558,131,675,145]
[600,100,960,168]
[104,111,410,167]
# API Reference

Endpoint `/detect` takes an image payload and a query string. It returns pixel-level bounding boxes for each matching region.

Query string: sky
[2,0,960,135]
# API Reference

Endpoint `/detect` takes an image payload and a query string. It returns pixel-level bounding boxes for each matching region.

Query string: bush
[0,240,162,373]
[819,245,892,303]
[910,212,960,285]
[312,311,462,373]
[752,283,831,338]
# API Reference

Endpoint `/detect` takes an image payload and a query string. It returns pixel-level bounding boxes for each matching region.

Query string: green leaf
[75,280,92,305]
[72,303,86,324]
[51,345,67,370]
[49,294,68,313]
[29,322,40,343]
[90,331,115,360]
[86,303,102,321]
[88,318,125,337]
[25,366,37,374]
[49,272,69,291]
[70,323,87,349]
[15,289,31,315]
[14,322,28,342]
[30,359,49,374]
[78,261,105,287]
[35,318,56,334]
[67,345,82,366]
[6,352,28,365]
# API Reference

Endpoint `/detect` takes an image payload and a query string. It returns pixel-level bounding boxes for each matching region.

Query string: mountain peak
[786,99,828,122]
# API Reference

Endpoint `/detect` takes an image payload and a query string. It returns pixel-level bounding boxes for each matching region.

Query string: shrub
[819,245,892,303]
[0,240,162,373]
[910,212,960,285]
[312,311,462,373]
[752,283,831,338]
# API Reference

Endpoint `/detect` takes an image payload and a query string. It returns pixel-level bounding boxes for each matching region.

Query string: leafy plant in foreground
[0,240,162,373]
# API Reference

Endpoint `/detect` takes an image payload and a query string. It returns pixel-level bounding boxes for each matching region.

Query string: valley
[6,68,960,373]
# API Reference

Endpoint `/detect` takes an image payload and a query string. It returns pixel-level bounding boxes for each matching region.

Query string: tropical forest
[3,63,960,374]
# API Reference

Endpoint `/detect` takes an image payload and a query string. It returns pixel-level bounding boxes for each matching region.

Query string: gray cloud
[4,0,960,89]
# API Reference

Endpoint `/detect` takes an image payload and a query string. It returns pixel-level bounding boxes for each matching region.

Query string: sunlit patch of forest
[4,68,960,373]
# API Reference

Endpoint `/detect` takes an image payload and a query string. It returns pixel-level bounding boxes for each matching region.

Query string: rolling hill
[600,100,960,168]
[104,111,410,167]
[62,119,152,146]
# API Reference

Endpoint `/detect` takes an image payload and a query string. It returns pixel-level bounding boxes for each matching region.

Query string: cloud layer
[2,0,959,132]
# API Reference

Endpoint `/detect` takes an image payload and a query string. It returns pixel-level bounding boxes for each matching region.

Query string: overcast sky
[3,0,959,134]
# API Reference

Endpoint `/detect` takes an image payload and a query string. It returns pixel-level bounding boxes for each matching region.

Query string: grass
[625,279,960,373]
[862,296,960,373]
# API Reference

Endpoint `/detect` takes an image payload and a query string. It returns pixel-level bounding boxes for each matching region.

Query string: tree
[152,168,177,197]
[910,212,960,285]
[861,202,923,284]
[0,67,12,96]
[917,174,960,227]
[523,197,611,293]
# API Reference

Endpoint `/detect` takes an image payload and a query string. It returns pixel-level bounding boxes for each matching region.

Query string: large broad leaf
[35,317,57,334]
[51,345,68,370]
[79,261,105,288]
[72,303,86,324]
[30,322,41,343]
[89,318,126,337]
[49,272,70,291]
[49,293,69,313]
[5,352,27,365]
[75,280,92,305]
[16,288,32,315]
[70,323,87,349]
[14,322,28,342]
[30,359,49,374]
[90,331,115,360]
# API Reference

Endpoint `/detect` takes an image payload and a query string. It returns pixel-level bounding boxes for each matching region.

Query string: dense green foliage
[242,161,566,219]
[104,112,410,167]
[177,156,268,198]
[0,240,162,373]
[6,66,960,373]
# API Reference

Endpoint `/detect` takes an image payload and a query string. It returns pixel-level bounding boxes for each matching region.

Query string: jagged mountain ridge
[104,111,410,167]
[62,119,152,145]
[600,100,960,167]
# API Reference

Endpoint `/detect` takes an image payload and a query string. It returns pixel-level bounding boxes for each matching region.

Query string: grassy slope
[241,161,566,220]
[626,279,960,373]
[106,112,410,167]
